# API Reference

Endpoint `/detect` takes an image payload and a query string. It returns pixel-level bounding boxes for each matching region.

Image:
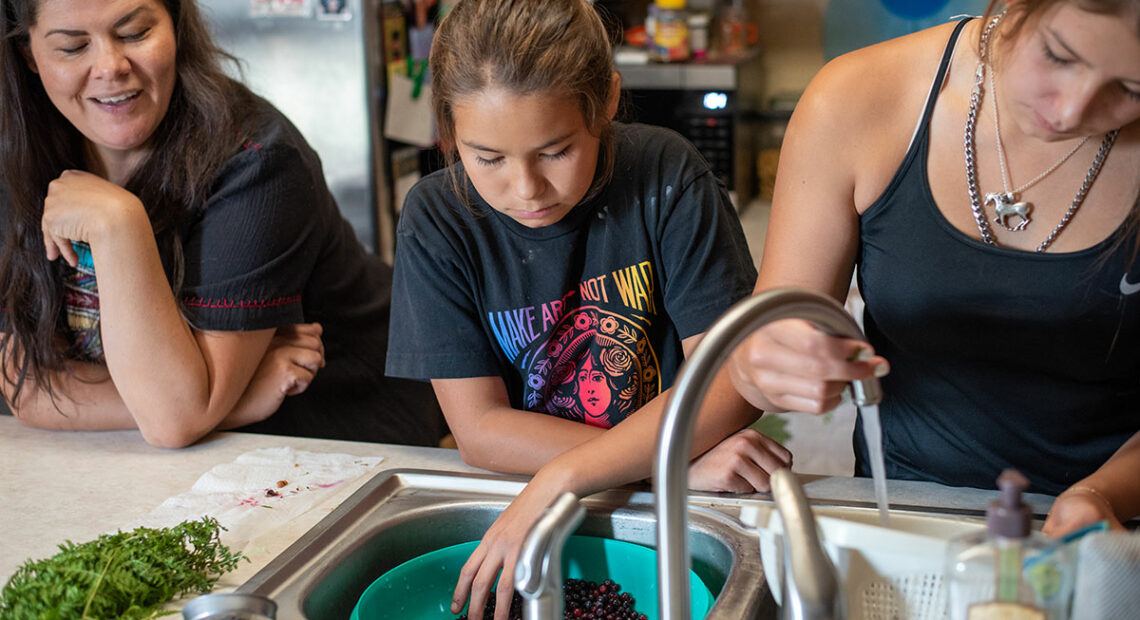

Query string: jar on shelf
[648,0,690,63]
[688,11,710,60]
[717,0,758,57]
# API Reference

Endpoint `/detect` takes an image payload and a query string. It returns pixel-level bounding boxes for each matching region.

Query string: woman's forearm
[6,361,137,431]
[87,211,273,447]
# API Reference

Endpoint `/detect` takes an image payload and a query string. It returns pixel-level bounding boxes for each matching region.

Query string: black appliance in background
[617,54,765,209]
[623,88,736,187]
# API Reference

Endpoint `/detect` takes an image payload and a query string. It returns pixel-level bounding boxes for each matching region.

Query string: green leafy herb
[0,517,244,620]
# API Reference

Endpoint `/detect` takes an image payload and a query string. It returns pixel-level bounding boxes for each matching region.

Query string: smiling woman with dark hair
[0,0,445,448]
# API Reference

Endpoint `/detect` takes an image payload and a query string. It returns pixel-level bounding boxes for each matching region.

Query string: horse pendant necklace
[984,190,1030,232]
[986,59,1090,233]
[963,14,1118,252]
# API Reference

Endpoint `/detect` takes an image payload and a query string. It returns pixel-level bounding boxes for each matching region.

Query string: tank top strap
[917,18,972,133]
[864,18,973,218]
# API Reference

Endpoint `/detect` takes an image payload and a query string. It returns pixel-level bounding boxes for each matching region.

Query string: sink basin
[235,469,775,619]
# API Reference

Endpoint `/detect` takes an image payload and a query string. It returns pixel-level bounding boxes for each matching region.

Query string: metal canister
[181,593,277,620]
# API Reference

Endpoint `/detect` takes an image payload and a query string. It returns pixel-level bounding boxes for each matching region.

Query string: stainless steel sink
[235,469,777,619]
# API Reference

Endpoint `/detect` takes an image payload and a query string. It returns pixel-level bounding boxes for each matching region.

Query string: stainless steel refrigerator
[197,0,386,255]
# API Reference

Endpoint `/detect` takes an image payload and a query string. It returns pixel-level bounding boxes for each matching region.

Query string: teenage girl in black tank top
[727,1,1140,537]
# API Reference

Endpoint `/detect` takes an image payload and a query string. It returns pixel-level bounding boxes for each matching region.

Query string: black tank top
[854,19,1140,494]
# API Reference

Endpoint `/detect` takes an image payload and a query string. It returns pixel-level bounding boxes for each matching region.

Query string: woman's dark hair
[428,0,618,206]
[0,0,258,404]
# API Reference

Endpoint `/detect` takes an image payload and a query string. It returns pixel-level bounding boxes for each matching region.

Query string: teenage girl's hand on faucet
[451,469,568,620]
[688,427,793,492]
[41,170,150,266]
[727,318,889,414]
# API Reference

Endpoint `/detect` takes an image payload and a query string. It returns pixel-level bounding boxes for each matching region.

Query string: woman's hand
[1043,486,1125,537]
[219,323,326,429]
[41,170,147,266]
[688,427,792,492]
[728,318,889,414]
[451,474,566,620]
[264,322,326,397]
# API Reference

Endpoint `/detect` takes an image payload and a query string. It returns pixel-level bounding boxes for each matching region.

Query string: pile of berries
[456,578,647,620]
[563,579,647,620]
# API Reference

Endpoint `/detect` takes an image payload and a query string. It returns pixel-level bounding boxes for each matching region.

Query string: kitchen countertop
[0,415,1061,600]
[0,415,484,589]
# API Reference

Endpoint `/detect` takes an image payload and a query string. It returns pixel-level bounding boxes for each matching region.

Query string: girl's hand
[41,170,147,267]
[1043,486,1124,538]
[452,477,564,620]
[688,428,793,493]
[728,318,889,414]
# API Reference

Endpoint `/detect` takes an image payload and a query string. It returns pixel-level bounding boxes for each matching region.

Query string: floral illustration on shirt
[523,306,660,428]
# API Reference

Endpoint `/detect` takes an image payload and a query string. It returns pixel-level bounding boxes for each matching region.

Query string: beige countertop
[0,415,485,590]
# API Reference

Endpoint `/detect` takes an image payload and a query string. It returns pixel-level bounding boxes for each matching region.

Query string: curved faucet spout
[654,288,881,619]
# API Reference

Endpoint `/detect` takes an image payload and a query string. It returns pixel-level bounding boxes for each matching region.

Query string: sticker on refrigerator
[250,0,311,18]
[249,0,271,16]
[317,0,352,20]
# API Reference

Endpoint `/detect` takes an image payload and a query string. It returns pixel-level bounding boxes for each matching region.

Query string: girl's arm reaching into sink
[1044,430,1140,536]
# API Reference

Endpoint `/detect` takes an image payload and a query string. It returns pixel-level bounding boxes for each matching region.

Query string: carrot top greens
[0,517,243,620]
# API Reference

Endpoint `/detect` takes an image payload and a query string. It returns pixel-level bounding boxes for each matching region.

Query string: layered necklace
[964,14,1119,252]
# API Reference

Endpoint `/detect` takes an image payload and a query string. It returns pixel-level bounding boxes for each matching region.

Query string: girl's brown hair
[428,0,617,205]
[0,0,258,405]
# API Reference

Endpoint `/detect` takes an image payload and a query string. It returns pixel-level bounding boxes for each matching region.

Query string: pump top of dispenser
[987,469,1032,539]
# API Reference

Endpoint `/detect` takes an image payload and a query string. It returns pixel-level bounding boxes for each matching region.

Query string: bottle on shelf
[648,0,690,63]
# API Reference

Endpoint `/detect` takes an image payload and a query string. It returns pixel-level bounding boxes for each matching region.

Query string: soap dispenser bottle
[945,469,1073,620]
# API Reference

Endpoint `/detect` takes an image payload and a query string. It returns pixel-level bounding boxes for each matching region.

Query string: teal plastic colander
[351,535,714,619]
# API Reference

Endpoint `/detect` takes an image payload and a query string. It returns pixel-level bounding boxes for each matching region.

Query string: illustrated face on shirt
[451,86,601,228]
[575,354,613,420]
[25,0,177,170]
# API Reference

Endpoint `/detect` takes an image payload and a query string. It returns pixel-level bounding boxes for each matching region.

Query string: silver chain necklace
[989,63,1090,231]
[964,15,1119,252]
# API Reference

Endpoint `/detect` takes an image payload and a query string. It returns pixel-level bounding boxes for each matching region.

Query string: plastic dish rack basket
[745,507,985,620]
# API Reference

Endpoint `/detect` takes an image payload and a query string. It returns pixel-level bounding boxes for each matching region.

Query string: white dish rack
[741,503,986,620]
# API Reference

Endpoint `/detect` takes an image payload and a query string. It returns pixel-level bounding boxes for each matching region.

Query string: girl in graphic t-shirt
[385,0,791,617]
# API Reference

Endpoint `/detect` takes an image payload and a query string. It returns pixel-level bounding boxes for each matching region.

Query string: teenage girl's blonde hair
[429,0,617,204]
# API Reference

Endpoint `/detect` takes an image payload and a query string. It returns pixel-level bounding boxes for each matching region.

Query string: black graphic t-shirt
[0,98,446,446]
[387,123,757,427]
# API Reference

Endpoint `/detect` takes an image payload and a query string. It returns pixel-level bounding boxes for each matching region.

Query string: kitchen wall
[748,0,991,101]
[753,0,827,99]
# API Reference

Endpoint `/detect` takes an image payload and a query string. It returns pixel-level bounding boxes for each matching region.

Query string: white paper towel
[132,446,383,551]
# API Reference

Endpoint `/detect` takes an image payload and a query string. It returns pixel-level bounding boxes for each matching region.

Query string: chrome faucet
[515,492,585,620]
[654,287,882,619]
[770,468,843,620]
